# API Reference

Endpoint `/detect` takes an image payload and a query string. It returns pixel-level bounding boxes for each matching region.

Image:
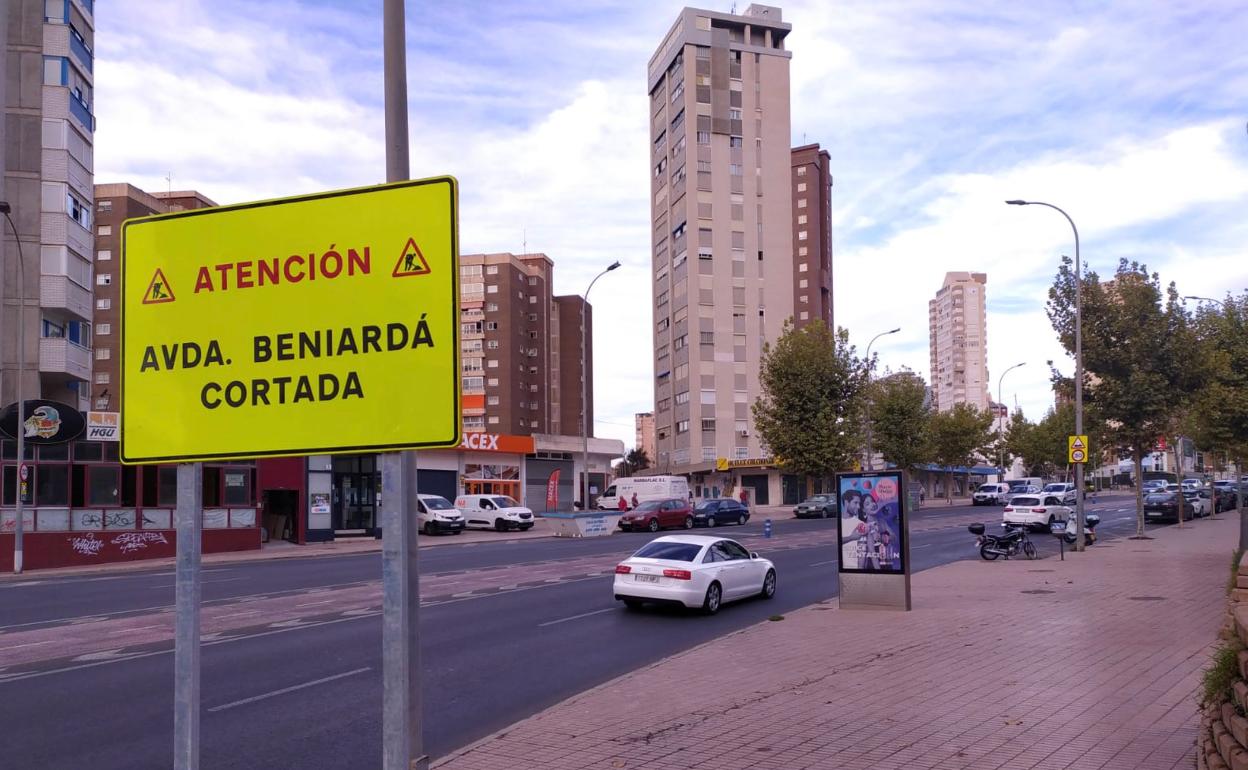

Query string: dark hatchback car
[794,494,837,518]
[692,498,750,527]
[1212,481,1240,512]
[1144,490,1202,522]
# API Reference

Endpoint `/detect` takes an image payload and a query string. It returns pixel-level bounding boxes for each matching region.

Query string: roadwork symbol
[392,237,431,277]
[142,268,175,305]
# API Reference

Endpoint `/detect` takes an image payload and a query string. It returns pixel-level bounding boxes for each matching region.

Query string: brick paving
[435,515,1234,770]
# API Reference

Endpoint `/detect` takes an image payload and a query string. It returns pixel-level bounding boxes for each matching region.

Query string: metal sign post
[173,462,203,770]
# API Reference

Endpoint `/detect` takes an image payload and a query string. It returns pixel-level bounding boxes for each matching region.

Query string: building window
[676,420,690,434]
[486,303,498,312]
[797,182,807,192]
[675,391,689,405]
[702,447,717,462]
[487,396,500,406]
[96,273,111,286]
[96,249,112,261]
[96,199,112,213]
[487,340,499,349]
[485,321,499,331]
[735,447,749,459]
[700,331,714,345]
[97,323,111,336]
[97,225,112,236]
[462,376,484,391]
[797,167,807,177]
[798,230,808,241]
[673,334,687,350]
[798,198,807,209]
[486,265,499,275]
[95,347,110,360]
[485,284,498,294]
[799,263,808,273]
[701,419,715,432]
[528,296,537,304]
[528,276,538,286]
[94,372,110,384]
[67,191,91,230]
[528,313,538,322]
[487,378,499,387]
[96,298,110,310]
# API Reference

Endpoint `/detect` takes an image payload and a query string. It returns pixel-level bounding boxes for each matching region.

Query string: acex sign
[459,432,535,454]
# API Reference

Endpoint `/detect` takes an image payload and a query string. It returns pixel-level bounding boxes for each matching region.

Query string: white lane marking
[207,667,371,713]
[108,625,163,636]
[911,544,933,549]
[149,578,247,589]
[294,600,333,608]
[809,559,838,566]
[217,610,262,619]
[537,607,616,627]
[0,640,52,651]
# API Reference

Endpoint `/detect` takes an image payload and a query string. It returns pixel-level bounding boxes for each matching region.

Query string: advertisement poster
[545,469,561,511]
[837,471,907,574]
[310,493,331,515]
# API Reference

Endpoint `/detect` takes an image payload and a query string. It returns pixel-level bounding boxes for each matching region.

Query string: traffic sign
[121,177,462,463]
[19,464,28,482]
[1068,434,1089,464]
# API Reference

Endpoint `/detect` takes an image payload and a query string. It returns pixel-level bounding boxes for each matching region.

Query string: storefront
[687,456,786,506]
[0,438,260,572]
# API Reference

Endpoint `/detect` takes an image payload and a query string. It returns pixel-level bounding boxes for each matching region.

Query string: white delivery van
[416,494,465,535]
[455,494,535,532]
[597,476,690,511]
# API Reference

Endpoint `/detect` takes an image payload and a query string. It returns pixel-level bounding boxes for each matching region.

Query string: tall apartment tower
[928,271,990,413]
[458,252,591,437]
[634,411,656,466]
[648,5,793,500]
[91,185,217,412]
[1,0,96,411]
[790,143,832,329]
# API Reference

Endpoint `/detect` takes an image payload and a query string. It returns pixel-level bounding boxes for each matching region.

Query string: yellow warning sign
[121,176,461,464]
[1068,434,1089,464]
[392,237,432,277]
[143,268,175,304]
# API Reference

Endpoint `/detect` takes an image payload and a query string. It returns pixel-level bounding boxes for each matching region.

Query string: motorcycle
[969,522,1037,560]
[1053,512,1100,546]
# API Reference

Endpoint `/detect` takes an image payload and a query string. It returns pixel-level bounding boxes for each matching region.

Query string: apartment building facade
[789,143,832,329]
[2,0,96,412]
[635,411,656,466]
[928,271,991,413]
[648,4,795,505]
[90,184,216,411]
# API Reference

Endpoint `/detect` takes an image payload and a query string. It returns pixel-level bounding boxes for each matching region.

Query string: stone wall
[1201,562,1248,770]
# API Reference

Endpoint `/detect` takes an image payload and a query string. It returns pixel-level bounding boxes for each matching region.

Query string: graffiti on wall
[67,531,170,557]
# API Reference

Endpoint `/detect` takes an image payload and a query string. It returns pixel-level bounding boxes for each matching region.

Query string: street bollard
[763,518,773,539]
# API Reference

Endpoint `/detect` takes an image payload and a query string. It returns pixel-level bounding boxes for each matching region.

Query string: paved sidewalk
[436,515,1232,770]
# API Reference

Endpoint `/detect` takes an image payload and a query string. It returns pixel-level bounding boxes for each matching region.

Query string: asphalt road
[0,495,1183,768]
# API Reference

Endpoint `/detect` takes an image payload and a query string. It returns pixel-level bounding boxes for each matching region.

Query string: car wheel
[648,518,660,533]
[424,521,437,536]
[684,516,694,530]
[737,514,747,526]
[494,518,507,532]
[707,516,717,528]
[622,598,644,611]
[760,569,777,600]
[820,508,828,519]
[702,582,722,615]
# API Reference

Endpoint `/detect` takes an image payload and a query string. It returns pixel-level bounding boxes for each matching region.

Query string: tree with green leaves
[870,370,933,472]
[1047,257,1202,536]
[928,403,995,503]
[616,447,651,478]
[753,320,868,484]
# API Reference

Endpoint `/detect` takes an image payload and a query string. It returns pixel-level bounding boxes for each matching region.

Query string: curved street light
[1006,199,1088,548]
[581,261,621,511]
[863,327,900,472]
[997,362,1027,479]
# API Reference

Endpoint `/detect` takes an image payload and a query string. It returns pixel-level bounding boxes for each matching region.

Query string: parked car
[1212,481,1241,511]
[1181,478,1203,492]
[1141,479,1169,494]
[456,494,535,532]
[693,498,750,526]
[416,494,465,535]
[1183,489,1213,518]
[1041,483,1077,505]
[1002,494,1071,532]
[1144,490,1203,522]
[972,483,1011,506]
[597,476,690,511]
[793,494,836,518]
[1005,480,1041,498]
[618,498,694,532]
[612,535,776,614]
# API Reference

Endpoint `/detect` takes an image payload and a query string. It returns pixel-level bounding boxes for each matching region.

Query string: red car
[618,498,694,532]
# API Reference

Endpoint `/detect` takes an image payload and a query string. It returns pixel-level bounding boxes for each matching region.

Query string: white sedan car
[1003,494,1072,532]
[613,535,777,615]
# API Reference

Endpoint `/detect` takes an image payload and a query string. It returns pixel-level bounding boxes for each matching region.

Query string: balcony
[69,27,93,73]
[69,95,95,132]
[39,337,91,381]
[39,275,92,321]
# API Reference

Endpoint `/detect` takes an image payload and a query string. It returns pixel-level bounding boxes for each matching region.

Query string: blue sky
[95,1,1248,449]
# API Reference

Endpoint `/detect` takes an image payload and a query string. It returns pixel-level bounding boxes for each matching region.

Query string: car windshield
[1008,482,1029,490]
[693,502,716,512]
[807,495,830,503]
[632,541,702,562]
[1043,484,1064,492]
[977,484,998,492]
[635,501,664,512]
[1010,496,1041,506]
[422,497,453,510]
[490,496,518,508]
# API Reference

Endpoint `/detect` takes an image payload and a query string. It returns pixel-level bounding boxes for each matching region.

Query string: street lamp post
[1185,294,1248,549]
[1006,199,1086,550]
[1,202,27,574]
[863,327,900,471]
[581,262,620,511]
[997,362,1026,480]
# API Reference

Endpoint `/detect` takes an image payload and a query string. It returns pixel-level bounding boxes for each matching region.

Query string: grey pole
[381,2,425,768]
[1006,200,1085,550]
[1,206,26,574]
[863,327,900,471]
[581,263,620,511]
[997,362,1026,480]
[173,462,203,770]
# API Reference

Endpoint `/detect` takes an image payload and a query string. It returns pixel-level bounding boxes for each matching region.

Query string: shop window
[3,466,32,505]
[74,441,103,461]
[88,465,120,506]
[39,443,70,461]
[2,440,35,461]
[157,466,178,506]
[203,466,222,507]
[71,464,85,507]
[36,465,69,506]
[223,468,251,505]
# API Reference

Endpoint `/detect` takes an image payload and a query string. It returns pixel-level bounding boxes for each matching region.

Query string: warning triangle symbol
[1071,437,1086,450]
[392,237,432,278]
[142,268,176,305]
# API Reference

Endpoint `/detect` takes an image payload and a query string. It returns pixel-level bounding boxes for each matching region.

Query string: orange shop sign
[459,432,535,454]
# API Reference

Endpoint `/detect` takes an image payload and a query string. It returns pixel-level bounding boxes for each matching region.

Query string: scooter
[969,522,1036,561]
[1060,513,1100,546]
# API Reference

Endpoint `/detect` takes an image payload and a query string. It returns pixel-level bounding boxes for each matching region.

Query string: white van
[455,494,535,532]
[597,476,690,511]
[416,494,464,536]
